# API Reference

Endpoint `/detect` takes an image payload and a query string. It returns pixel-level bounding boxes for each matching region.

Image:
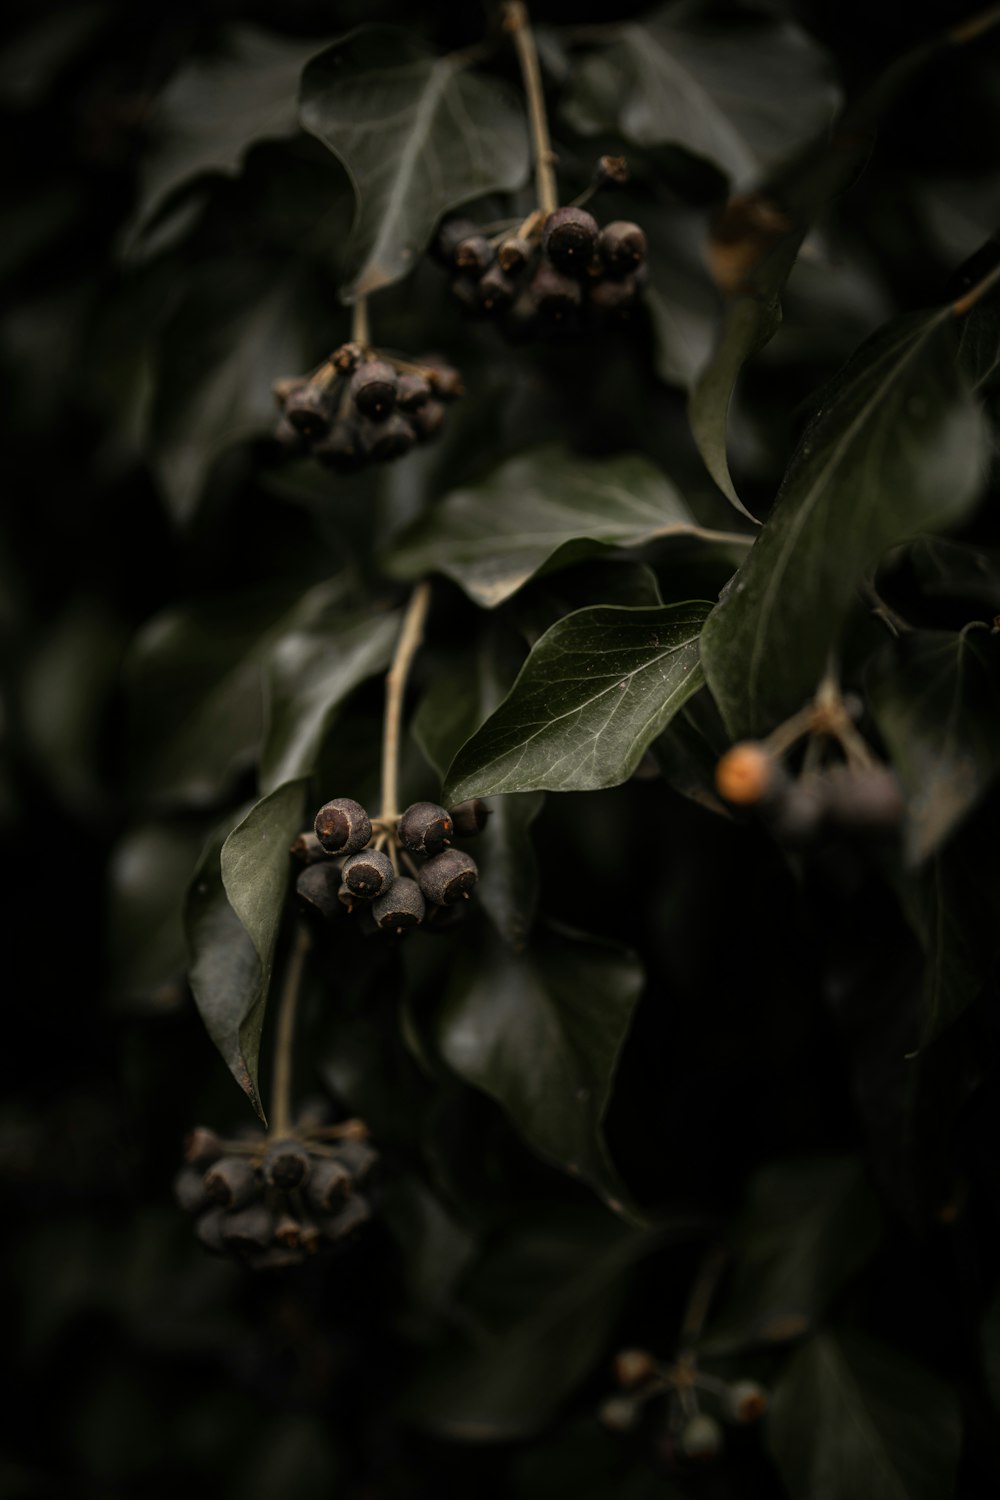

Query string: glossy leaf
[768,1331,961,1500]
[867,625,1000,863]
[701,1157,881,1353]
[701,310,987,738]
[186,781,306,1116]
[444,602,710,799]
[132,25,322,233]
[562,11,839,184]
[433,924,643,1213]
[300,27,529,301]
[385,446,747,609]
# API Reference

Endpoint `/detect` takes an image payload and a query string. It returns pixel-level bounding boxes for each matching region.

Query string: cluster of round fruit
[715,741,904,846]
[173,1116,377,1271]
[433,159,648,335]
[599,1347,768,1466]
[292,795,490,935]
[272,341,464,472]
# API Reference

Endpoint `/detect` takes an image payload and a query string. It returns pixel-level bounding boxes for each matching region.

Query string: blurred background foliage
[2,0,1000,1495]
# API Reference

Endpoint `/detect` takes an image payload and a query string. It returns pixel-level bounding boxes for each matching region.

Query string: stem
[949,5,1000,45]
[380,581,433,821]
[270,922,311,1137]
[952,257,1000,317]
[503,2,558,216]
[677,1247,726,1362]
[351,295,371,349]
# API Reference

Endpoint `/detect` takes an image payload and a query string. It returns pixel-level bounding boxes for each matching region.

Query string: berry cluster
[434,158,648,336]
[273,342,464,472]
[292,795,491,935]
[599,1347,768,1467]
[173,1116,376,1270]
[715,741,903,846]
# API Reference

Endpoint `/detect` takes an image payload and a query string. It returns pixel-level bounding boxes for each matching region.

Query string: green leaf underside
[701,1157,880,1353]
[187,781,306,1118]
[867,626,1000,864]
[433,925,643,1215]
[445,603,710,800]
[562,13,839,184]
[299,27,529,300]
[386,446,745,609]
[133,25,322,234]
[701,310,987,739]
[768,1332,961,1500]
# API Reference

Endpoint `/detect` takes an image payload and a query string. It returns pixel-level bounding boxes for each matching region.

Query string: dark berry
[396,372,432,410]
[194,1208,227,1255]
[174,1167,213,1215]
[542,206,599,275]
[342,847,394,899]
[295,862,343,922]
[313,420,364,473]
[305,1158,353,1213]
[372,877,425,932]
[273,375,307,410]
[314,798,371,855]
[450,275,484,314]
[203,1156,258,1209]
[320,1194,372,1241]
[334,1139,378,1182]
[767,778,827,847]
[424,362,464,400]
[454,234,492,273]
[273,1212,301,1250]
[349,360,398,420]
[183,1126,224,1167]
[284,384,334,440]
[222,1204,275,1253]
[498,235,532,273]
[530,261,583,321]
[598,220,647,276]
[448,798,491,836]
[589,273,642,314]
[410,400,446,442]
[397,801,453,855]
[273,416,305,452]
[478,263,517,312]
[290,831,327,865]
[433,217,480,266]
[418,848,478,906]
[263,1138,310,1190]
[357,412,416,462]
[594,154,629,188]
[824,766,904,831]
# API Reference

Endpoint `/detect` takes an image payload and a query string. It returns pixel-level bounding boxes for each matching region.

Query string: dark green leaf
[299,27,529,300]
[385,446,748,609]
[701,1157,881,1353]
[910,821,1000,1045]
[701,310,987,738]
[186,781,306,1116]
[107,819,210,1009]
[562,12,839,183]
[444,602,710,799]
[901,536,1000,613]
[651,686,730,812]
[260,603,401,792]
[768,1331,961,1500]
[432,924,643,1212]
[131,25,322,233]
[867,625,1000,863]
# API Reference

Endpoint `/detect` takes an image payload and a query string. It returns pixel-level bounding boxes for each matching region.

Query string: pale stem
[503,2,558,216]
[351,294,371,349]
[952,257,1000,317]
[380,581,433,821]
[677,1246,727,1364]
[270,922,312,1138]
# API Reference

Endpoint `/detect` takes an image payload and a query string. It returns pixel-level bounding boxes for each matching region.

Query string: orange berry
[715,742,776,805]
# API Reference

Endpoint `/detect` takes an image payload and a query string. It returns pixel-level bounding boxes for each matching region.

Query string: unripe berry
[613,1348,657,1390]
[478,263,517,312]
[727,1379,768,1424]
[454,235,492,273]
[284,384,334,439]
[715,742,779,805]
[305,1157,353,1213]
[498,235,532,273]
[313,420,364,474]
[599,1396,638,1432]
[680,1413,723,1460]
[314,798,371,856]
[594,153,629,188]
[295,862,343,922]
[448,798,491,836]
[342,847,394,899]
[598,220,647,276]
[174,1167,214,1215]
[263,1138,310,1190]
[222,1204,275,1253]
[357,411,416,462]
[183,1126,224,1168]
[410,400,446,443]
[543,206,600,275]
[418,848,478,906]
[395,373,432,411]
[397,801,453,856]
[204,1156,258,1209]
[372,876,425,932]
[349,360,398,421]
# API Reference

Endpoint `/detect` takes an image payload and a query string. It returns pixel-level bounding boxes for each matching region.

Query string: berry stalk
[503,1,558,217]
[380,581,433,821]
[351,292,371,348]
[270,921,311,1137]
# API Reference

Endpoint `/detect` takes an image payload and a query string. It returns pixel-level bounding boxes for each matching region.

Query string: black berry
[411,399,446,442]
[454,234,492,273]
[195,1208,227,1255]
[543,206,599,275]
[273,375,307,410]
[372,876,425,932]
[320,1194,372,1241]
[305,1158,353,1212]
[357,411,416,461]
[204,1156,258,1209]
[498,235,532,273]
[598,220,647,276]
[314,798,371,856]
[530,262,583,321]
[425,362,464,400]
[478,263,517,312]
[397,801,453,856]
[824,766,904,831]
[433,217,480,266]
[342,847,394,899]
[349,360,398,420]
[448,798,491,836]
[418,848,478,906]
[183,1126,224,1167]
[396,372,432,410]
[335,1139,378,1182]
[263,1138,310,1190]
[221,1204,275,1254]
[284,384,334,439]
[174,1167,213,1215]
[589,273,642,314]
[295,862,343,922]
[313,420,364,473]
[594,154,629,188]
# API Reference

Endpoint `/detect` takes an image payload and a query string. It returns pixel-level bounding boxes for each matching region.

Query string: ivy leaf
[385,446,743,609]
[299,27,529,301]
[867,625,1000,864]
[701,310,987,739]
[432,924,643,1214]
[186,781,306,1117]
[107,819,212,1009]
[911,818,1000,1045]
[444,603,710,799]
[561,10,839,184]
[260,603,401,793]
[700,1157,881,1354]
[132,25,323,235]
[768,1331,961,1500]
